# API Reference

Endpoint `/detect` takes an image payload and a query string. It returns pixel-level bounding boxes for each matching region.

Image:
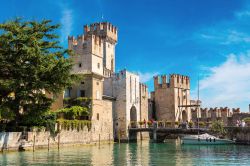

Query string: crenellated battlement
[140,82,148,92]
[153,74,190,89]
[68,34,103,52]
[191,107,239,120]
[84,22,118,43]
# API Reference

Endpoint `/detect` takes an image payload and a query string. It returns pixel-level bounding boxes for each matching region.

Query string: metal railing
[128,121,209,130]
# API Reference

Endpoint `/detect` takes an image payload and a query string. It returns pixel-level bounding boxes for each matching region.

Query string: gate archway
[130,106,137,128]
[182,110,187,122]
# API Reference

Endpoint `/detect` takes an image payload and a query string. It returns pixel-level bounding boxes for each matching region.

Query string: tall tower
[84,22,118,77]
[152,74,191,122]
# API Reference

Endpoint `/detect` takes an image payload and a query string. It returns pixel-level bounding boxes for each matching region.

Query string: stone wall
[0,125,114,151]
[190,107,248,127]
[0,132,22,151]
[91,99,114,141]
[226,127,250,144]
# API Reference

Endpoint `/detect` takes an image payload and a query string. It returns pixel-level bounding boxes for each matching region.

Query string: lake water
[0,140,249,165]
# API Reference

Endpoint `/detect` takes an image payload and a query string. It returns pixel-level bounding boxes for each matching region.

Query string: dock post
[58,134,60,150]
[33,135,35,152]
[48,137,50,151]
[153,129,157,142]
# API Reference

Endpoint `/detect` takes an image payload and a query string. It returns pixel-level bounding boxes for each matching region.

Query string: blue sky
[1,0,250,111]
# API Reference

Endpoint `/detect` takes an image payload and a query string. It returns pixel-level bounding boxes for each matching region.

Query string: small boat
[181,133,234,145]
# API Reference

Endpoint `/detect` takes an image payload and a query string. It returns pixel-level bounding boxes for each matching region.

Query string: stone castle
[65,22,148,141]
[55,21,249,142]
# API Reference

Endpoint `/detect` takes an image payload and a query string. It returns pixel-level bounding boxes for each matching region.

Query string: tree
[0,18,78,125]
[211,121,226,136]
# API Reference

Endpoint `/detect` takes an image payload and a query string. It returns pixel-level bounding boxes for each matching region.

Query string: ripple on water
[1,141,250,165]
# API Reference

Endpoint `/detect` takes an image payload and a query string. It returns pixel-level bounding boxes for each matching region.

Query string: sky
[1,0,250,111]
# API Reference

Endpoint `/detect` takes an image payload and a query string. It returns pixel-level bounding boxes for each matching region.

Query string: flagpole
[197,74,200,136]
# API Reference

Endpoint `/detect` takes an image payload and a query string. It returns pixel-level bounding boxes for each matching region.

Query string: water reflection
[0,141,250,165]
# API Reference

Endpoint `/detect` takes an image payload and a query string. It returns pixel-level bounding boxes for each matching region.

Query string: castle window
[97,63,100,69]
[80,90,85,97]
[97,113,99,120]
[96,90,100,99]
[81,81,85,85]
[79,63,82,68]
[64,88,71,98]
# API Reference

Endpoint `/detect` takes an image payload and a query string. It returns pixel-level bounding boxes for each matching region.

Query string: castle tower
[66,22,118,143]
[84,22,118,77]
[152,74,191,122]
[68,34,104,76]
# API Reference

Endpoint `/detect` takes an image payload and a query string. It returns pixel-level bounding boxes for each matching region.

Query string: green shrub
[165,121,172,126]
[175,121,179,125]
[147,121,152,126]
[188,121,194,127]
[198,121,206,127]
[57,119,91,131]
[243,117,250,123]
[210,121,226,135]
[139,121,145,125]
[57,106,89,120]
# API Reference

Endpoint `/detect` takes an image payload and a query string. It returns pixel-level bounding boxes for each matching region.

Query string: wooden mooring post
[58,134,60,150]
[153,129,157,142]
[33,135,35,152]
[48,138,50,151]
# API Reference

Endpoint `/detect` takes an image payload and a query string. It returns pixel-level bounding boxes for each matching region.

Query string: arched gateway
[182,110,187,122]
[130,106,137,128]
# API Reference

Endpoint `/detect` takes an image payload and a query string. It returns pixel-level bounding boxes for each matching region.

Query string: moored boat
[181,133,234,145]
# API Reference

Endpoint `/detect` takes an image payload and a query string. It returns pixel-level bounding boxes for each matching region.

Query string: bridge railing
[128,121,212,130]
[128,121,187,129]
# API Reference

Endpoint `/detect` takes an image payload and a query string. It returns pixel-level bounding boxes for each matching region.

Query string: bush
[211,121,226,135]
[63,97,92,108]
[147,121,152,126]
[57,119,91,131]
[243,117,250,123]
[139,121,145,125]
[198,121,206,128]
[188,121,194,127]
[57,106,89,120]
[175,121,179,125]
[165,121,172,126]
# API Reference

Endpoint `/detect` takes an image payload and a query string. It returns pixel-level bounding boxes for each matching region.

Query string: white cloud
[138,72,159,83]
[60,8,73,43]
[199,30,250,45]
[199,52,250,111]
[236,10,250,18]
